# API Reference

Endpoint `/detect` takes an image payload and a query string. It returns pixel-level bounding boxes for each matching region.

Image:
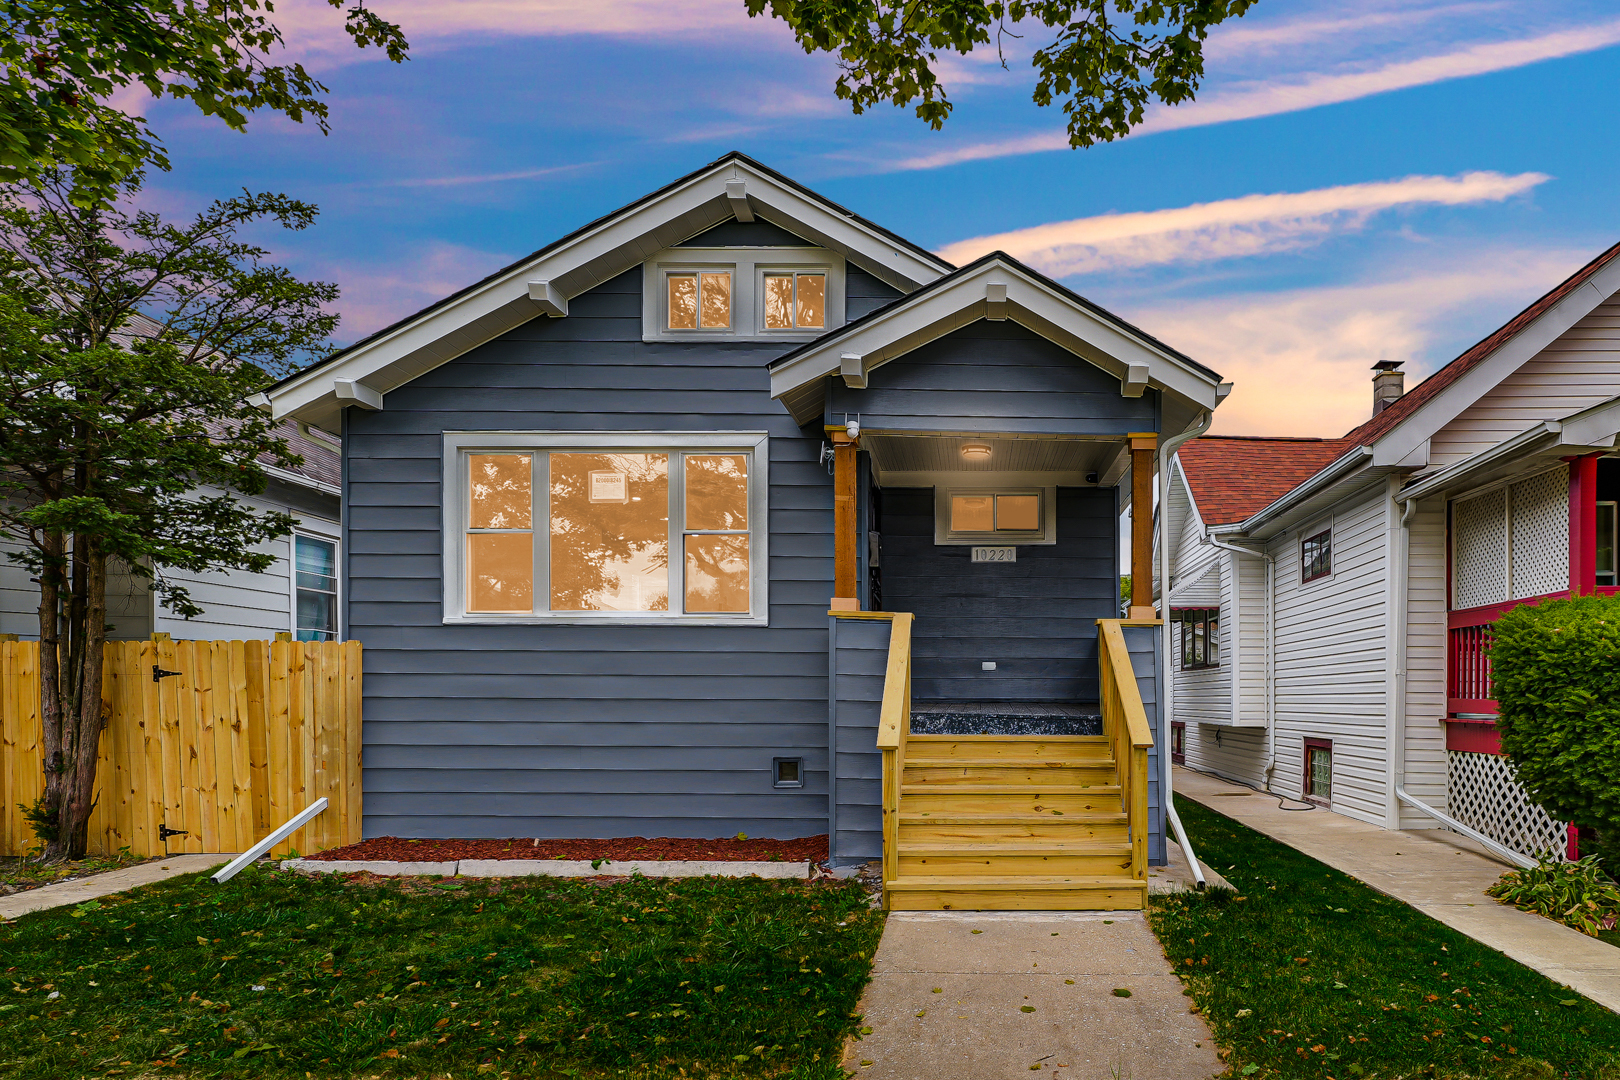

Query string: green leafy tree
[1491,594,1620,868]
[0,0,408,195]
[746,0,1255,148]
[0,169,339,859]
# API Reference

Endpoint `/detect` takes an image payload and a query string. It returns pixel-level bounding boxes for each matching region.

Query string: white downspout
[1388,490,1534,869]
[1159,411,1213,888]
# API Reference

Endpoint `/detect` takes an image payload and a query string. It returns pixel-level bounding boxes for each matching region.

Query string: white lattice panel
[1447,750,1569,860]
[1453,490,1506,609]
[1510,467,1569,599]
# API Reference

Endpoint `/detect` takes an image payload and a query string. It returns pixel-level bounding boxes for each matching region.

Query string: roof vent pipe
[1372,360,1404,415]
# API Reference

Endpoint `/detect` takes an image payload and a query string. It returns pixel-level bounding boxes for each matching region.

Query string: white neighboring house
[0,420,342,643]
[1165,240,1620,862]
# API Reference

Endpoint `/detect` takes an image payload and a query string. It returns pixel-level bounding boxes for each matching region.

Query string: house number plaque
[971,546,1016,563]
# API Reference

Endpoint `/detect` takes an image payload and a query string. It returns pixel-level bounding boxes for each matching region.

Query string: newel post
[1128,432,1158,621]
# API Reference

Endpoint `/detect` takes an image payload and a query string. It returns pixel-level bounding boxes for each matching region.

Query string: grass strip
[1154,795,1620,1080]
[0,864,882,1079]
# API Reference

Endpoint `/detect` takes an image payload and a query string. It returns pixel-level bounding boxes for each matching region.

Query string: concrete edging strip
[282,858,811,879]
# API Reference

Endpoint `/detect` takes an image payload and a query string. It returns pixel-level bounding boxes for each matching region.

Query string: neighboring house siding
[878,487,1117,703]
[343,265,836,841]
[1428,298,1620,467]
[1235,552,1268,725]
[1402,496,1448,826]
[829,615,891,863]
[826,321,1158,436]
[153,482,340,640]
[1267,488,1389,824]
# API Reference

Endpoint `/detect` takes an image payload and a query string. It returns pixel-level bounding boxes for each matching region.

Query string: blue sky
[133,0,1620,436]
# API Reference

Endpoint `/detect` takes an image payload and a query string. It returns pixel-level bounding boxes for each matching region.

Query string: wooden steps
[886,734,1145,911]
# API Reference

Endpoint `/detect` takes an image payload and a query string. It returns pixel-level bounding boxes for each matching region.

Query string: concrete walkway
[1175,766,1620,1013]
[0,855,227,921]
[845,911,1221,1080]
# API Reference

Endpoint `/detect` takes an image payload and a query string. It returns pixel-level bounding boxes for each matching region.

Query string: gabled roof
[768,250,1226,426]
[1177,236,1620,534]
[1177,436,1353,525]
[1342,237,1620,448]
[267,152,954,429]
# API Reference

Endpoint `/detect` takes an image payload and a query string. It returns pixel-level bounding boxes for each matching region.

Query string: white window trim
[291,528,341,641]
[441,431,770,626]
[933,485,1057,546]
[642,247,845,343]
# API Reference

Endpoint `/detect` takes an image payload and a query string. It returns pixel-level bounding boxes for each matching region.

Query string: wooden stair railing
[876,613,913,900]
[1096,618,1153,886]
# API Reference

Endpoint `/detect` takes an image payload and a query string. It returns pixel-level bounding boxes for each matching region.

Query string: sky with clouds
[135,0,1620,437]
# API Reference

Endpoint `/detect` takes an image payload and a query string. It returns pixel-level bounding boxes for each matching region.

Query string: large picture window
[446,433,768,624]
[1175,607,1219,670]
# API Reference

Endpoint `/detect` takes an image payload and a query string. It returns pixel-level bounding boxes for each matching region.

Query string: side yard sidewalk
[0,856,226,921]
[1175,765,1620,1012]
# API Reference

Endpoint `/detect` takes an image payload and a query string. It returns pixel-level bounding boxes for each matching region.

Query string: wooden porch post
[831,427,860,611]
[1128,432,1157,621]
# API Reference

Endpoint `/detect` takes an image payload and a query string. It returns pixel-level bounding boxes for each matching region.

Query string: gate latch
[152,664,182,682]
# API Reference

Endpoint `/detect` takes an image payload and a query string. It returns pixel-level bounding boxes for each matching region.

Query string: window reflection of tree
[550,453,669,611]
[684,455,750,613]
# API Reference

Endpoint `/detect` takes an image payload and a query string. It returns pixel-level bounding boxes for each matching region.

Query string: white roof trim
[769,257,1222,422]
[268,157,951,428]
[1371,255,1620,467]
[1398,393,1620,503]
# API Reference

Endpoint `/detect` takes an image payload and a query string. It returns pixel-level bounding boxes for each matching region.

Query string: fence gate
[2,639,361,859]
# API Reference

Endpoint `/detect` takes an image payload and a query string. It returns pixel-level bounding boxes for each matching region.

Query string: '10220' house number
[971,546,1017,563]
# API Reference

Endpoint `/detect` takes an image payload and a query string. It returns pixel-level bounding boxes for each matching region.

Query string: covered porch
[769,253,1227,908]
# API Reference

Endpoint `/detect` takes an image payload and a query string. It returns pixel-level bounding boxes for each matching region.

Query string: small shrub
[1490,593,1620,849]
[1486,854,1620,936]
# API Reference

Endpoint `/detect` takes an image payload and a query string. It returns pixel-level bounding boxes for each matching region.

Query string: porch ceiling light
[960,441,993,460]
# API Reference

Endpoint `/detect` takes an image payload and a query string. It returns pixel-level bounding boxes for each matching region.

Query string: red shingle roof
[1179,237,1620,527]
[1177,436,1354,525]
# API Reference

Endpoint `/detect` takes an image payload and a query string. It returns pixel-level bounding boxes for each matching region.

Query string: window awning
[1168,561,1221,607]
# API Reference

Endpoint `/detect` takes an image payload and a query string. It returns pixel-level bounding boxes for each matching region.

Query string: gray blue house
[267,153,1227,909]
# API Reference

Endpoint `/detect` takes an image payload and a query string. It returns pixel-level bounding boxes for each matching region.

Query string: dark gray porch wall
[826,321,1158,435]
[878,487,1118,702]
[345,265,850,841]
[1123,622,1166,866]
[828,614,891,864]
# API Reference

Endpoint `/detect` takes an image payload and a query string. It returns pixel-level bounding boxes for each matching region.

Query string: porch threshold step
[907,734,1108,743]
[903,757,1117,769]
[900,784,1121,796]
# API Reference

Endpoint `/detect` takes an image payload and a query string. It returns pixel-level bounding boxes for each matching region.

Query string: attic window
[763,272,826,330]
[667,271,731,330]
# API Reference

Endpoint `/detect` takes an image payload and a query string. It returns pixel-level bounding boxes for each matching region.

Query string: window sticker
[589,470,628,503]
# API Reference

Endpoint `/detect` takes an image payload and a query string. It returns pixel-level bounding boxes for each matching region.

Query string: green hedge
[1491,593,1620,845]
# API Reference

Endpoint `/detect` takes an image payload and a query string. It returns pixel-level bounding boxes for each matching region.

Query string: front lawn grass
[1155,795,1620,1080]
[0,865,882,1079]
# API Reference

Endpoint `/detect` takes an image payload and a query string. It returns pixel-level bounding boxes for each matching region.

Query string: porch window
[1175,607,1219,670]
[1599,501,1617,587]
[1301,528,1332,583]
[294,534,338,641]
[448,433,768,624]
[1303,738,1332,805]
[763,272,826,330]
[939,488,1051,543]
[666,271,732,330]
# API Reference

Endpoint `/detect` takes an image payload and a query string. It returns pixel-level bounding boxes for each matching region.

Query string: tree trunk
[35,528,66,856]
[48,540,107,860]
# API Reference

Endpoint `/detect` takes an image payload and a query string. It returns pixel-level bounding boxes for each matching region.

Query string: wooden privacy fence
[1,639,361,859]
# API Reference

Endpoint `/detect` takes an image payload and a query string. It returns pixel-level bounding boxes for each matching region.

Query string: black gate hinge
[152,664,182,682]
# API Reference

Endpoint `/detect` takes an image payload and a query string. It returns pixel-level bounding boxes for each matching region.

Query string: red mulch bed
[308,834,829,863]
